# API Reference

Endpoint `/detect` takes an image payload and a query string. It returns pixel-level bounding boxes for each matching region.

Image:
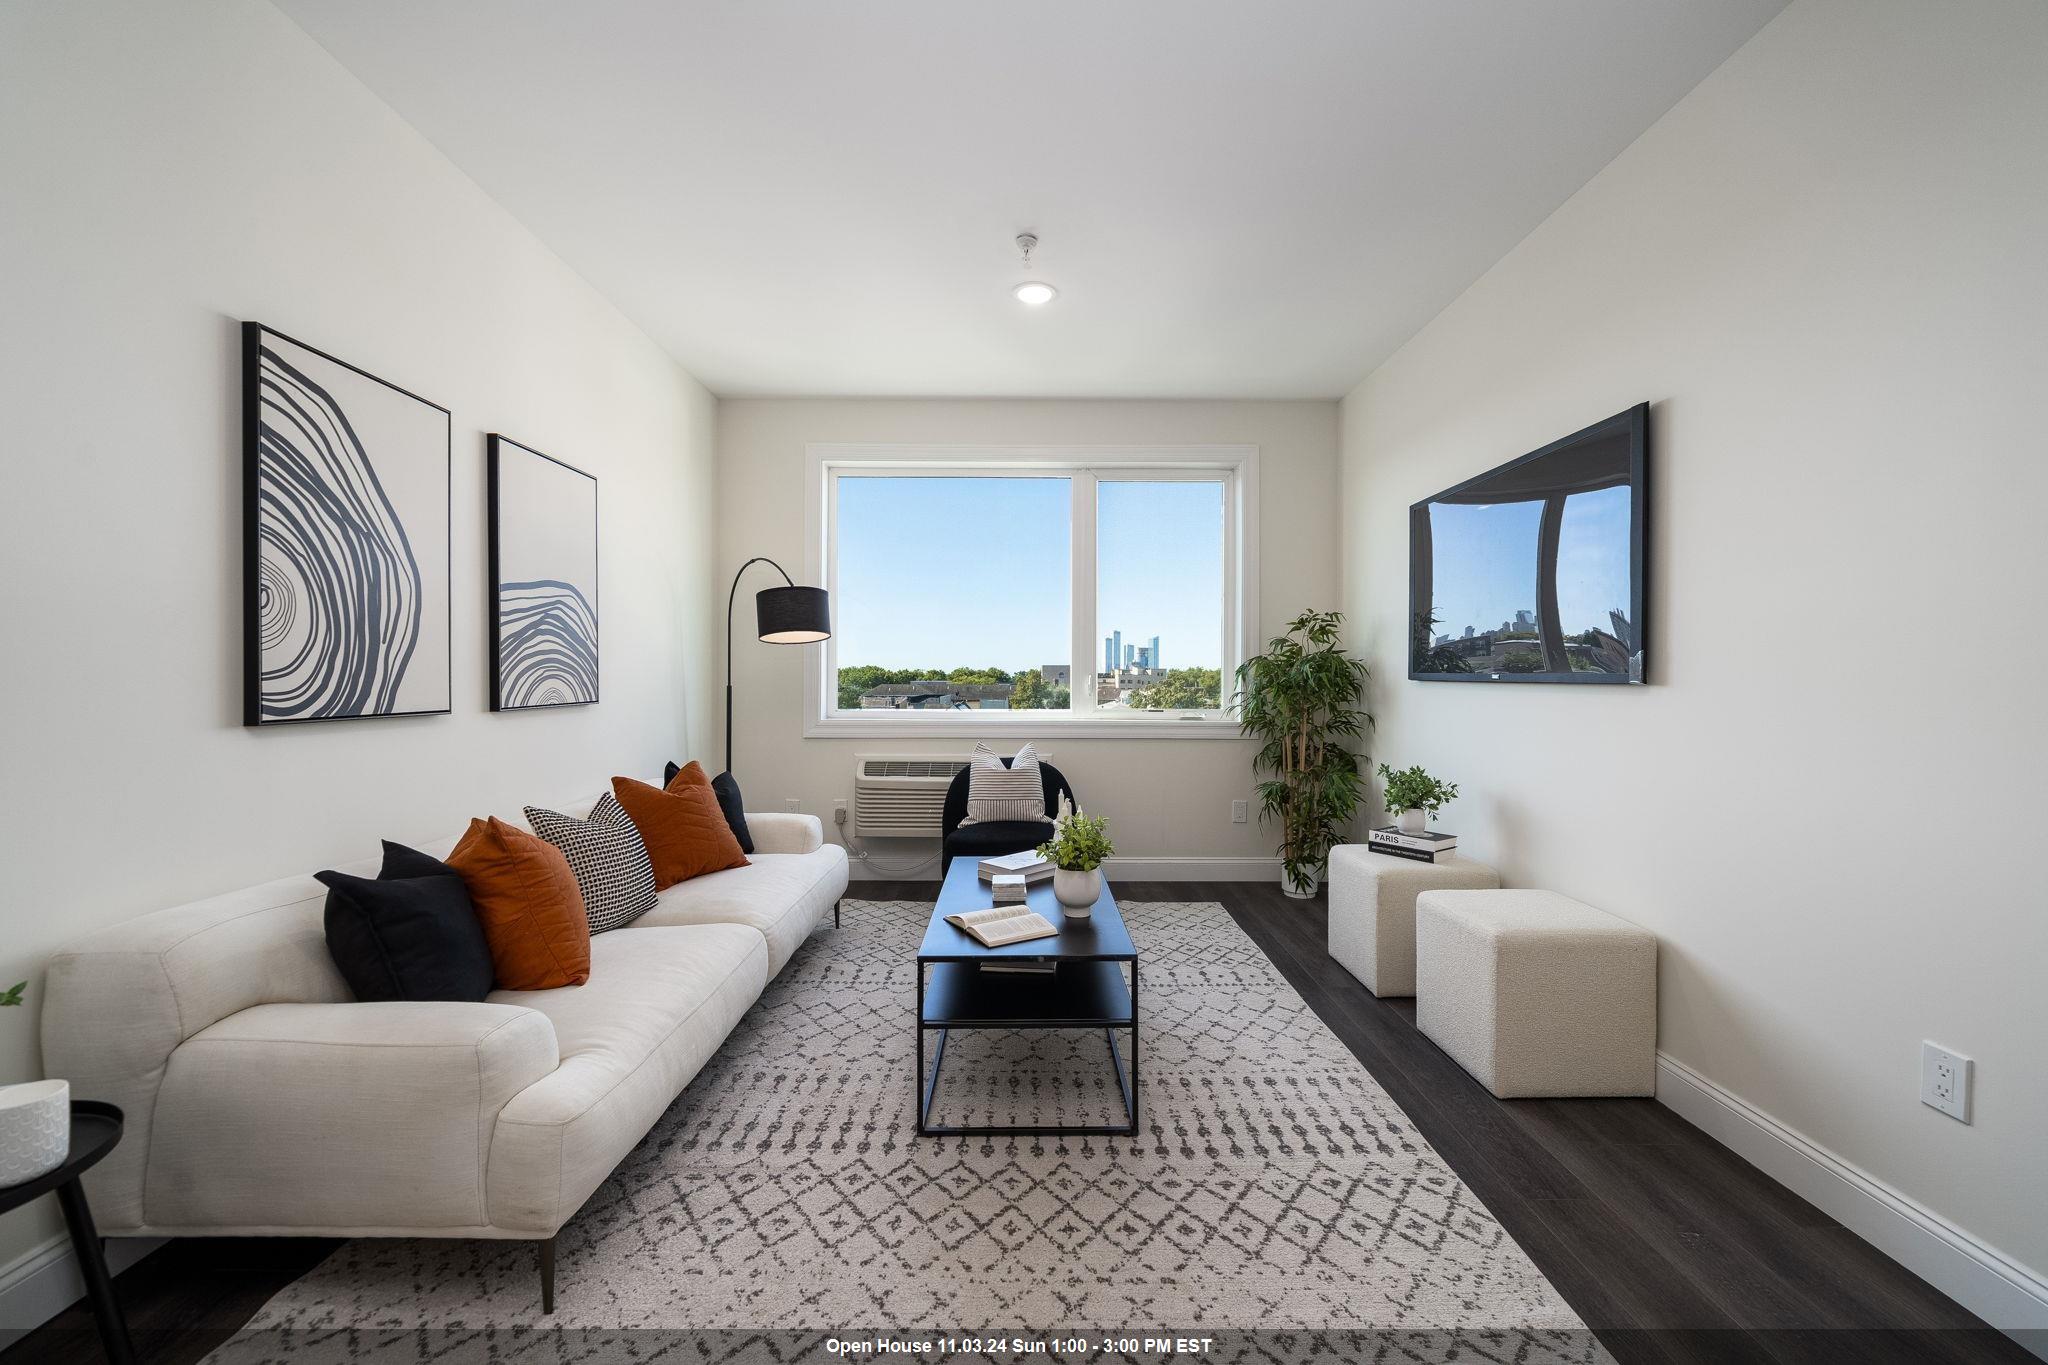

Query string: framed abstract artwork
[487,435,599,710]
[242,323,452,726]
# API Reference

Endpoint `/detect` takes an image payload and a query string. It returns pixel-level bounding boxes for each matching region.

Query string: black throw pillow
[665,761,755,854]
[316,841,494,1003]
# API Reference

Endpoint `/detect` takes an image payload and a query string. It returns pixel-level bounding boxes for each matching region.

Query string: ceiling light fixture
[1012,233,1057,306]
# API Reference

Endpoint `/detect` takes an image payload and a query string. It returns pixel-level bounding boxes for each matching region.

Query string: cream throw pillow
[959,742,1046,826]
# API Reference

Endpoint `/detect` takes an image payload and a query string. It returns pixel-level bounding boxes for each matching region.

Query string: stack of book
[1367,825,1458,863]
[978,850,1053,883]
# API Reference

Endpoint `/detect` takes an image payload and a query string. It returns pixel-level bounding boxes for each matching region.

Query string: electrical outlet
[1231,799,1248,824]
[833,800,848,827]
[1921,1041,1972,1123]
[785,798,801,813]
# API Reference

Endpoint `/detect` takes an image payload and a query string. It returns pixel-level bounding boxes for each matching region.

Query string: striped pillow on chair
[959,742,1046,826]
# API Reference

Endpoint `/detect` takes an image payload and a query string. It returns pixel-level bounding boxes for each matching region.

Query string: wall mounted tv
[1410,403,1647,685]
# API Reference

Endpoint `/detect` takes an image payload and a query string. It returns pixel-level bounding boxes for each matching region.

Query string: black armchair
[940,758,1078,875]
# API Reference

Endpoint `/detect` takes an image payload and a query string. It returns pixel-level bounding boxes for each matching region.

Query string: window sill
[804,713,1250,741]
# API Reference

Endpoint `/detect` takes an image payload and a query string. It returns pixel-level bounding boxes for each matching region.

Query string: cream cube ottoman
[1328,845,1499,996]
[1415,888,1656,1098]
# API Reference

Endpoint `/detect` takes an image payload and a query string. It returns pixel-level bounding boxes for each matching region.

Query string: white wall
[0,0,718,1289]
[717,398,1340,876]
[1341,0,2047,1309]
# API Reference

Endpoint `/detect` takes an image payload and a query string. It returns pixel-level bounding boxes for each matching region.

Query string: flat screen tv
[1410,404,1647,684]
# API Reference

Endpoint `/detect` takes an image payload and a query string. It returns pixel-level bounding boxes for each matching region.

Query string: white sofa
[40,798,848,1309]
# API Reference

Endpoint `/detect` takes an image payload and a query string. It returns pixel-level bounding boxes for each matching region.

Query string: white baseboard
[1102,855,1284,882]
[1655,1051,2048,1357]
[0,1229,163,1344]
[844,849,1284,882]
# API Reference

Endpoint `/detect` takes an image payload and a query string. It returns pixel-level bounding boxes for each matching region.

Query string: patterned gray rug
[205,900,1604,1362]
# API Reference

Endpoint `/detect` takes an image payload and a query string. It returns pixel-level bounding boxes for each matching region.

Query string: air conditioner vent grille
[859,759,967,779]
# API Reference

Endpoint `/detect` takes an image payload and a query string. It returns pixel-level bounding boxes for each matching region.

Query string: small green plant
[1038,798,1114,871]
[0,982,25,1008]
[1377,763,1459,821]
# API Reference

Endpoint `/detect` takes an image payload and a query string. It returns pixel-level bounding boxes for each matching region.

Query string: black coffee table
[916,859,1138,1137]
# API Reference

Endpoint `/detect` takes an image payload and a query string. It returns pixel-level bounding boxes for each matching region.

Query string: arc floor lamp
[725,557,831,774]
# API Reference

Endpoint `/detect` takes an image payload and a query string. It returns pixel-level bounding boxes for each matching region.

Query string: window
[1095,478,1225,711]
[832,475,1073,712]
[807,446,1256,735]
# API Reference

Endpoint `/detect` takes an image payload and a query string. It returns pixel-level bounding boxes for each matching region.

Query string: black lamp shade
[756,584,831,643]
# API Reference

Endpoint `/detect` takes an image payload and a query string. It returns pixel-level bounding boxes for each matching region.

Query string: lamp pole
[724,557,795,775]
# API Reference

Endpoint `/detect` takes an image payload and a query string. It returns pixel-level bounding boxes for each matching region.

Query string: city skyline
[1103,631,1162,672]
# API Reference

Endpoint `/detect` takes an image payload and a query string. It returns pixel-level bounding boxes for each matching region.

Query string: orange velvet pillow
[612,771,750,889]
[445,817,591,990]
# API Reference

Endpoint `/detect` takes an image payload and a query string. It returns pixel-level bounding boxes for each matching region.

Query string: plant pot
[1052,867,1101,917]
[0,1080,70,1187]
[1281,865,1323,899]
[1397,808,1428,834]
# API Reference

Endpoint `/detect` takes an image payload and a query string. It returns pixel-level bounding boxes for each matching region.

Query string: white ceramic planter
[0,1080,70,1187]
[1397,808,1428,834]
[1281,866,1324,899]
[1052,867,1102,917]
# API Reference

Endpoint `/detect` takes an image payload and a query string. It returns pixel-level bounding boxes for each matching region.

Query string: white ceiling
[277,0,1785,399]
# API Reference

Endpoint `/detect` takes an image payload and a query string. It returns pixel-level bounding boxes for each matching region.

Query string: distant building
[1095,665,1168,707]
[859,681,1014,710]
[1103,629,1164,674]
[1462,625,1475,638]
[1040,664,1070,686]
[1514,609,1535,630]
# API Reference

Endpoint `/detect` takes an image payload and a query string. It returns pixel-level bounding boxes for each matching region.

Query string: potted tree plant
[1234,609,1372,898]
[1377,763,1459,833]
[1037,796,1113,918]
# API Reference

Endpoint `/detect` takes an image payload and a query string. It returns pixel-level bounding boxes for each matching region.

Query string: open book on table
[944,904,1058,948]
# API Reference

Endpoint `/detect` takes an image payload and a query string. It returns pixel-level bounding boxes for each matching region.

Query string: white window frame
[803,444,1258,739]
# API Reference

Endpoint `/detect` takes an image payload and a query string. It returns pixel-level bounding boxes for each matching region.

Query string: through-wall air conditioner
[851,755,972,839]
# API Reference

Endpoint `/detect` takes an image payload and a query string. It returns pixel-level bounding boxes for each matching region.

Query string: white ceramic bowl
[0,1080,70,1186]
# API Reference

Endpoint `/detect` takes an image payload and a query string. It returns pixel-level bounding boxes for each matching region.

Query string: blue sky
[1428,486,1632,637]
[834,476,1224,671]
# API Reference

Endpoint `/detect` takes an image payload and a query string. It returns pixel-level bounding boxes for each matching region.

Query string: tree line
[836,664,1219,711]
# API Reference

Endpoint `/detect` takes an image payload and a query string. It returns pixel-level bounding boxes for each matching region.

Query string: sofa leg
[538,1236,556,1314]
[834,900,841,929]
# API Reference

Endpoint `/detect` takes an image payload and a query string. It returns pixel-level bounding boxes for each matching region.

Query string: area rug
[205,900,1605,1363]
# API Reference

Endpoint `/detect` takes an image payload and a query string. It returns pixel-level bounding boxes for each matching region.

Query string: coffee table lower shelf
[916,960,1139,1138]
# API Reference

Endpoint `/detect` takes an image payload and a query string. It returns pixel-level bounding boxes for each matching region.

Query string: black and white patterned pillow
[525,793,659,934]
[960,741,1046,826]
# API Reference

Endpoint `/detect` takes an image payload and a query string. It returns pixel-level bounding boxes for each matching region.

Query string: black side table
[0,1100,133,1365]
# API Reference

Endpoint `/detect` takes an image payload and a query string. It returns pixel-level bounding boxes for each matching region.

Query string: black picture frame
[487,434,600,712]
[242,322,453,726]
[1407,402,1649,686]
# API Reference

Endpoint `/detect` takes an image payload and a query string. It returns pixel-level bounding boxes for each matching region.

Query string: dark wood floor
[7,881,2029,1365]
